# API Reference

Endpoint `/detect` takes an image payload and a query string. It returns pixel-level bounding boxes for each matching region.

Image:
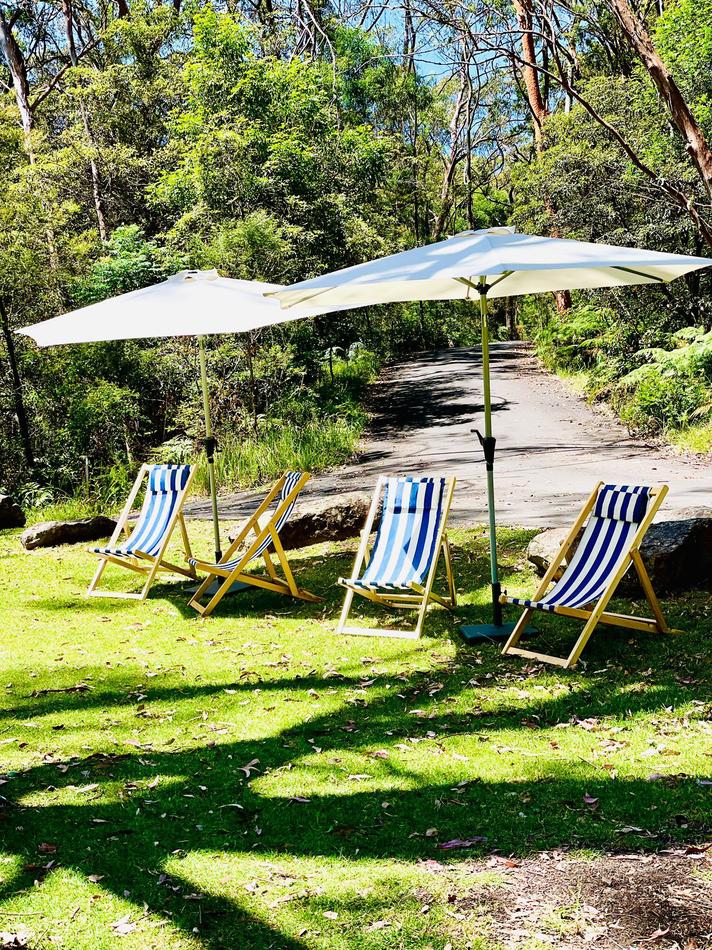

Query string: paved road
[185,342,711,529]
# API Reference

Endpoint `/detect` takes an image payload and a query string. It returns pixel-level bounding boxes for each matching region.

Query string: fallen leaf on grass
[0,930,32,948]
[31,683,92,697]
[367,920,389,931]
[438,837,487,850]
[583,793,599,809]
[323,911,339,920]
[37,842,57,854]
[639,927,669,942]
[238,759,260,777]
[110,915,136,936]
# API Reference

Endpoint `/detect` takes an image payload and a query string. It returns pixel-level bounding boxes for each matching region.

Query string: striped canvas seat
[93,464,192,559]
[501,482,675,669]
[188,471,320,616]
[87,462,196,601]
[508,485,650,613]
[350,477,447,591]
[188,471,302,571]
[336,474,457,639]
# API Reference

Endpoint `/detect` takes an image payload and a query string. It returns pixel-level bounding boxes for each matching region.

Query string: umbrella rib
[455,271,514,295]
[612,266,666,283]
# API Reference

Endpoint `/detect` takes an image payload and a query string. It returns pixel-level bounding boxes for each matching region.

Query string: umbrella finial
[178,269,220,282]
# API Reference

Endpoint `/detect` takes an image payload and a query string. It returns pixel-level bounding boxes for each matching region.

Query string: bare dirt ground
[185,342,711,528]
[429,846,712,948]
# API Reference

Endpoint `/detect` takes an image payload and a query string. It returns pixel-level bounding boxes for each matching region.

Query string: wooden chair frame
[188,472,321,617]
[336,475,457,640]
[501,482,678,668]
[87,464,196,601]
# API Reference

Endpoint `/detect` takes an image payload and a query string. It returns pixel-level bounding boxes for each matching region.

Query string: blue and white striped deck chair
[188,471,320,616]
[337,475,457,639]
[501,482,676,668]
[87,463,196,601]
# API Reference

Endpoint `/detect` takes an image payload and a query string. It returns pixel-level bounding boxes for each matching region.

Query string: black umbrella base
[459,621,538,643]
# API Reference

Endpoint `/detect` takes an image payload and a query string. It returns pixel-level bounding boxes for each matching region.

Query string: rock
[21,516,117,551]
[0,494,26,529]
[527,526,583,581]
[229,490,378,551]
[527,508,712,594]
[638,508,712,593]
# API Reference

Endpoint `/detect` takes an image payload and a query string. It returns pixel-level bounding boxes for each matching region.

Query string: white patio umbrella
[18,269,325,563]
[272,226,710,636]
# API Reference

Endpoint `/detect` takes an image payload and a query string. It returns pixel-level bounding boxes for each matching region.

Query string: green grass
[0,523,710,948]
[669,420,712,454]
[192,418,364,495]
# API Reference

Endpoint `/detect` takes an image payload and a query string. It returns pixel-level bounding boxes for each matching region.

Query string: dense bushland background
[2,0,712,514]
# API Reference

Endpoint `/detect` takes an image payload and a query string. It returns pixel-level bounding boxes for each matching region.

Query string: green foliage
[1,4,474,507]
[528,303,712,439]
[613,329,712,433]
[193,418,362,493]
[72,226,181,305]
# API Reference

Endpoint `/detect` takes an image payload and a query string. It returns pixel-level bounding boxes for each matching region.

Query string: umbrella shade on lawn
[272,226,710,637]
[18,269,325,563]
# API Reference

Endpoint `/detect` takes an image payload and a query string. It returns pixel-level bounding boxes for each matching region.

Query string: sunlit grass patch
[0,520,710,947]
[669,420,712,454]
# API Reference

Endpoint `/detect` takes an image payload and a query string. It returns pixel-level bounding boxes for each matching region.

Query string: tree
[606,0,712,202]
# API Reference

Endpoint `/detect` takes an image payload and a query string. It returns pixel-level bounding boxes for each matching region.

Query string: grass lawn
[0,521,710,949]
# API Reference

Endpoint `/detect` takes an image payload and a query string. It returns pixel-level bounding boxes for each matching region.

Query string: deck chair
[87,463,196,601]
[501,482,677,669]
[188,471,321,616]
[336,475,457,639]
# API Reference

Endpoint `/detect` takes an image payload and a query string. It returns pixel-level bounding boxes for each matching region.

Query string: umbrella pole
[198,335,222,563]
[460,282,536,643]
[477,284,503,627]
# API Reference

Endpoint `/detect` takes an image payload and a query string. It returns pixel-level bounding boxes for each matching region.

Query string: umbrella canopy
[272,226,710,309]
[20,269,322,346]
[272,227,710,637]
[18,269,326,563]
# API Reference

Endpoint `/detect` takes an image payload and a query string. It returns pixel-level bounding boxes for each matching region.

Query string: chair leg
[188,572,219,614]
[336,587,356,635]
[271,534,322,602]
[502,606,535,655]
[86,559,108,597]
[198,576,236,617]
[178,515,197,579]
[631,550,671,633]
[443,538,456,607]
[138,557,163,601]
[564,609,603,669]
[412,593,429,639]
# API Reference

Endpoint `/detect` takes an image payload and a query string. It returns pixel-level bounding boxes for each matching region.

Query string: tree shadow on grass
[1,650,711,947]
[3,543,711,946]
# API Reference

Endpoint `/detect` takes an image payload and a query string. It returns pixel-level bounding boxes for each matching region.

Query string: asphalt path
[185,342,711,529]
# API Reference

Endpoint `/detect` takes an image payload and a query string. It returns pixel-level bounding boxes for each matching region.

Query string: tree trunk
[433,74,467,241]
[513,0,547,147]
[0,8,33,139]
[513,0,572,313]
[116,0,130,17]
[64,1,109,242]
[62,0,108,242]
[0,8,61,269]
[607,0,712,200]
[0,296,34,469]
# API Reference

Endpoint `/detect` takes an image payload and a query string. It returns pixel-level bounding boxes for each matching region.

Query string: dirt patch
[466,846,712,948]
